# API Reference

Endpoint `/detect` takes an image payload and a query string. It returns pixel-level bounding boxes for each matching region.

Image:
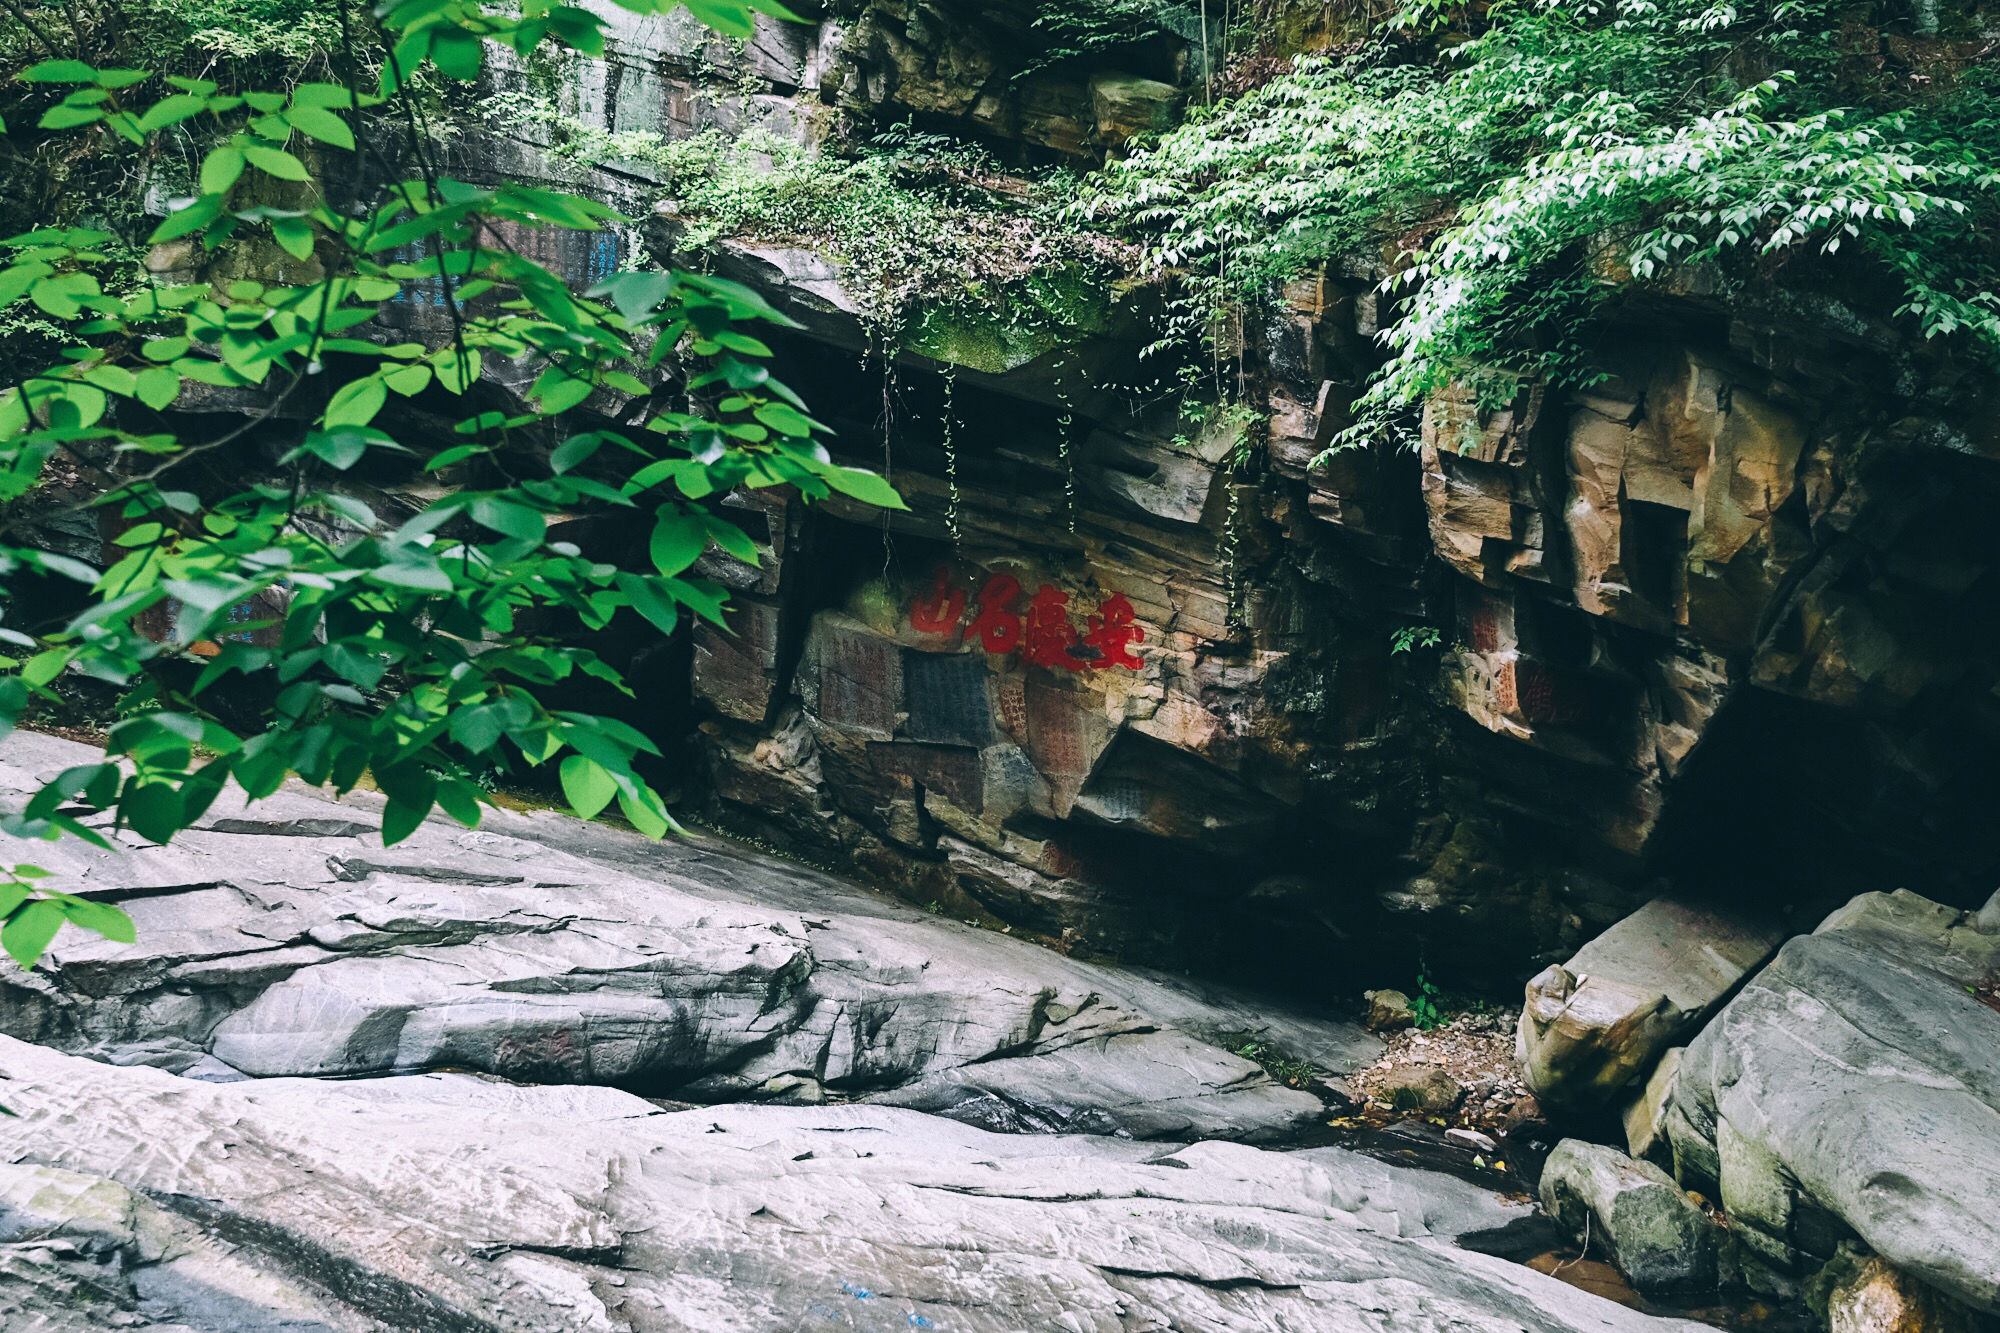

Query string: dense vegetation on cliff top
[1083,0,2000,445]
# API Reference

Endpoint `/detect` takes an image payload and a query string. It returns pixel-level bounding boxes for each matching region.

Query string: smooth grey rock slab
[0,730,1373,1144]
[1666,888,2000,1313]
[0,1037,1722,1332]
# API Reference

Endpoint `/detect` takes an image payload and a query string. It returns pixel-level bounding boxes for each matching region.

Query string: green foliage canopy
[1078,0,2000,446]
[0,0,903,966]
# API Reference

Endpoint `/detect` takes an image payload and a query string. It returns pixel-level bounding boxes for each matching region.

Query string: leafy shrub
[1079,0,2000,448]
[488,96,1125,331]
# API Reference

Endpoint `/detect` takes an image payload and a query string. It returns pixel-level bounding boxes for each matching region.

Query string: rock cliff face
[30,0,1998,990]
[395,0,2000,989]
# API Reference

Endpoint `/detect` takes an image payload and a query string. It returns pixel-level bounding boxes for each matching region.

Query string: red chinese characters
[1022,585,1082,669]
[908,568,1143,673]
[908,568,966,637]
[965,573,1023,653]
[1083,593,1144,669]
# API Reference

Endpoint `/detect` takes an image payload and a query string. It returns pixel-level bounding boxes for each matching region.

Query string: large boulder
[1664,888,2000,1311]
[1540,1139,1719,1297]
[1518,898,1785,1109]
[0,731,1373,1144]
[0,1037,1725,1332]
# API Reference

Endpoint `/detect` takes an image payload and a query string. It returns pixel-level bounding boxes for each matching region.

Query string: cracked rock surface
[0,1037,1727,1331]
[0,730,1374,1142]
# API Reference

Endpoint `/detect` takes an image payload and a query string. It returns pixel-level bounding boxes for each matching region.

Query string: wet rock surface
[0,1035,1734,1332]
[0,731,1375,1144]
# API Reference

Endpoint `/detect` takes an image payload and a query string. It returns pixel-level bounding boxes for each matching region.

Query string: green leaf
[431,27,483,80]
[0,260,51,308]
[293,425,394,470]
[284,104,355,149]
[588,271,676,320]
[432,347,481,393]
[2,899,64,968]
[21,60,97,83]
[121,782,185,844]
[550,433,603,474]
[670,0,757,39]
[44,380,108,430]
[244,143,310,181]
[705,516,760,563]
[290,82,364,108]
[381,797,430,846]
[617,783,673,838]
[559,754,617,819]
[58,897,134,943]
[470,497,545,542]
[752,401,815,437]
[532,368,594,413]
[321,641,386,690]
[449,702,506,753]
[325,375,388,428]
[149,195,225,243]
[614,571,678,635]
[81,363,136,397]
[39,102,104,130]
[136,94,209,133]
[383,362,432,396]
[434,779,482,828]
[271,215,316,261]
[199,144,247,196]
[820,465,907,510]
[23,648,71,687]
[649,512,708,576]
[369,557,452,593]
[134,366,181,410]
[28,272,100,319]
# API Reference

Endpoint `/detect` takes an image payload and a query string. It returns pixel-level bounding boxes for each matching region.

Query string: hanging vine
[1222,457,1243,631]
[1217,407,1262,634]
[941,365,962,555]
[1054,357,1080,535]
[872,317,904,582]
[1057,397,1079,535]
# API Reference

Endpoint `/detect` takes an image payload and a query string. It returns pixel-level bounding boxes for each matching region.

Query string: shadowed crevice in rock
[206,817,381,840]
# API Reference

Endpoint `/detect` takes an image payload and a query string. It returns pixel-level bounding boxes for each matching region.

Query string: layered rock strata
[0,1035,1728,1332]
